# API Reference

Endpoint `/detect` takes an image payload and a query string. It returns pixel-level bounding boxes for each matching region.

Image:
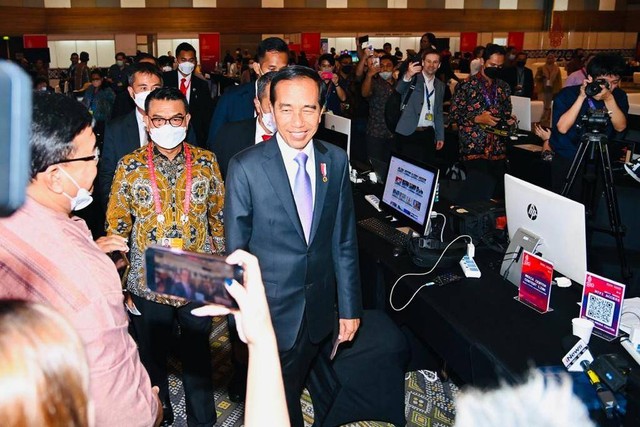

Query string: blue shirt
[550,85,629,159]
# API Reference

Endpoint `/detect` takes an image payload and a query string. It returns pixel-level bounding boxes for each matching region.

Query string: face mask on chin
[178,61,195,75]
[149,125,187,149]
[58,167,93,211]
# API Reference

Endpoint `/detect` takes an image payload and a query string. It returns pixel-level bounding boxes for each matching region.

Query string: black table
[353,182,625,388]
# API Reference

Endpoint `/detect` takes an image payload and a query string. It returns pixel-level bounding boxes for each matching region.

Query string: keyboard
[358,217,411,247]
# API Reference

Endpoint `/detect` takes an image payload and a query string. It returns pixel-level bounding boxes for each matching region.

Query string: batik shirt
[106,142,225,306]
[450,74,512,161]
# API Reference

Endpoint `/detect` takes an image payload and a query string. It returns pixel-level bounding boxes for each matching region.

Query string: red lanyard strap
[147,142,192,224]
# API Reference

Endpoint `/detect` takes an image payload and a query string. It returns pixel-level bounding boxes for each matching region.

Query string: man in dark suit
[395,49,446,164]
[163,42,214,148]
[224,66,362,427]
[212,72,277,179]
[503,51,534,98]
[98,62,163,211]
[206,37,289,151]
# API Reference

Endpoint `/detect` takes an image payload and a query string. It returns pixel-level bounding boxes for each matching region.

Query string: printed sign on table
[580,272,626,339]
[518,251,554,313]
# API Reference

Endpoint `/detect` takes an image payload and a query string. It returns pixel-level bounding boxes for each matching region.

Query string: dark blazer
[224,137,362,352]
[163,70,214,148]
[395,73,446,142]
[99,111,141,211]
[212,117,256,180]
[503,66,534,99]
[206,82,256,152]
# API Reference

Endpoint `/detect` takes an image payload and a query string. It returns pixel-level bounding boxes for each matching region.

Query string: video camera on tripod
[577,79,611,133]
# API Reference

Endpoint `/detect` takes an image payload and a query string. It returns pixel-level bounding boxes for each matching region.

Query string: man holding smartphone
[106,87,225,427]
[394,49,446,163]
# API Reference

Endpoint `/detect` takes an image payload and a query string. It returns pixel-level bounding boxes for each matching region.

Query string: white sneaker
[624,158,640,183]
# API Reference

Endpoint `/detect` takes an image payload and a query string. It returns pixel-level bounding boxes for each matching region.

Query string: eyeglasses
[58,148,100,164]
[150,116,185,128]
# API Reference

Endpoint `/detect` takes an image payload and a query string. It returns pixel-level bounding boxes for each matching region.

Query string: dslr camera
[585,78,610,97]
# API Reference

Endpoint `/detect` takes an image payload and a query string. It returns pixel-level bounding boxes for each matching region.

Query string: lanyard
[424,80,435,112]
[146,143,192,226]
[480,78,498,107]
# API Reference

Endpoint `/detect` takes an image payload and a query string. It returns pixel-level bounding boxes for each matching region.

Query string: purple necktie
[293,152,313,242]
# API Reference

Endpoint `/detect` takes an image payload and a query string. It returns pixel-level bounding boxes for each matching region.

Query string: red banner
[459,33,477,53]
[301,33,321,56]
[198,33,220,73]
[507,32,525,52]
[23,34,47,49]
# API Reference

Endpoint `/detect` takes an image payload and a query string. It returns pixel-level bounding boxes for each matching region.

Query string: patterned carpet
[166,316,458,427]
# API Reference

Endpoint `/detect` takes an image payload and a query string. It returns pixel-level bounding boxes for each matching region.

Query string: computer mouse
[392,246,404,257]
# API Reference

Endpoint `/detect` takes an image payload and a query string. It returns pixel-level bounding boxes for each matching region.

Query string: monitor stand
[500,227,542,286]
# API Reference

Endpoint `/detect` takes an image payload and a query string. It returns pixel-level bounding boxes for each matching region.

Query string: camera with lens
[585,78,610,97]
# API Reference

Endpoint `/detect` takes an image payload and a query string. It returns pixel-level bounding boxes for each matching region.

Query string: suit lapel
[309,141,329,246]
[126,111,141,152]
[261,138,306,243]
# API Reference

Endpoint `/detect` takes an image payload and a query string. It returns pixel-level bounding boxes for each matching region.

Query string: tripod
[561,131,632,281]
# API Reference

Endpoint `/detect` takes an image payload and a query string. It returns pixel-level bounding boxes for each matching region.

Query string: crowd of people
[0,33,636,426]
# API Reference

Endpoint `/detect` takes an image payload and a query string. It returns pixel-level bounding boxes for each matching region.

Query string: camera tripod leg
[561,139,590,197]
[598,143,632,281]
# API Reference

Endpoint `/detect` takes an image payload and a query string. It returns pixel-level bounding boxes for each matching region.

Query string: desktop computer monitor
[503,174,587,285]
[316,114,351,160]
[380,153,439,236]
[511,95,532,132]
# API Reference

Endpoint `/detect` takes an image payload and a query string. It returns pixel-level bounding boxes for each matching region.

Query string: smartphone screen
[358,35,369,50]
[144,246,243,308]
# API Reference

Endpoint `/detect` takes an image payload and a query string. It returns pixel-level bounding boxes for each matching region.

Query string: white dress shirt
[254,118,272,145]
[417,73,435,128]
[135,109,148,147]
[276,134,316,210]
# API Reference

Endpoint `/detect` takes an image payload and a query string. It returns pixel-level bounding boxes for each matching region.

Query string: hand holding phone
[145,246,243,308]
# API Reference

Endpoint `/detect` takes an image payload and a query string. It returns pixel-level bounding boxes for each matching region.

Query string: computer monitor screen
[504,174,587,284]
[511,95,532,132]
[380,153,439,235]
[316,114,351,160]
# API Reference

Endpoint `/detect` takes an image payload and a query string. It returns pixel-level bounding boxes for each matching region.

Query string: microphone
[561,335,593,372]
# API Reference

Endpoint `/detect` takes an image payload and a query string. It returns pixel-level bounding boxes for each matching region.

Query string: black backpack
[384,76,417,132]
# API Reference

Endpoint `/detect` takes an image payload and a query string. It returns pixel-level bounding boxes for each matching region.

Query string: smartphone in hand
[145,246,243,308]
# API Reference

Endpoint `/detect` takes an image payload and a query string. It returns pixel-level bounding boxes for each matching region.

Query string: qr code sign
[586,293,615,326]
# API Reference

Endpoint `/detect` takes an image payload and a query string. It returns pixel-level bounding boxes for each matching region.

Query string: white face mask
[149,125,187,149]
[162,66,173,72]
[178,62,195,75]
[379,71,393,81]
[261,111,277,134]
[116,60,124,67]
[58,167,93,211]
[133,90,151,111]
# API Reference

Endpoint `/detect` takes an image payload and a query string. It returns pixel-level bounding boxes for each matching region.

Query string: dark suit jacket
[163,70,214,148]
[99,111,141,211]
[224,137,362,352]
[395,73,446,142]
[212,117,256,180]
[503,66,534,99]
[206,82,256,152]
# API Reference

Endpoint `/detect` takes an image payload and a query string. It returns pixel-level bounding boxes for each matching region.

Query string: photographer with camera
[450,43,513,198]
[550,52,629,196]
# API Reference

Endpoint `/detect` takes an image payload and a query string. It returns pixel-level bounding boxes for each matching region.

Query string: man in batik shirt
[450,43,513,198]
[106,87,224,427]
